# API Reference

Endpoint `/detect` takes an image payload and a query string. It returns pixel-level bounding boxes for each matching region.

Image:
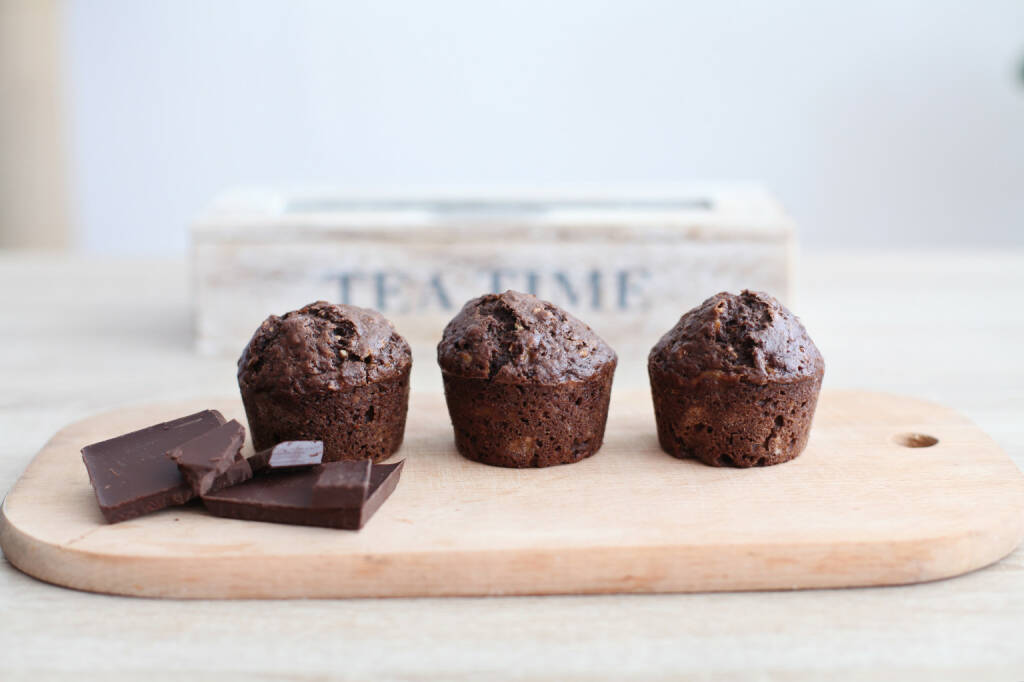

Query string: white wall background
[64,0,1024,254]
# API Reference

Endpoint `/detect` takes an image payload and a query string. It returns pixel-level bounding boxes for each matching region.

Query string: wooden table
[2,251,1022,680]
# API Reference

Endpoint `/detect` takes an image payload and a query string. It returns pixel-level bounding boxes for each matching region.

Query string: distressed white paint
[192,186,794,361]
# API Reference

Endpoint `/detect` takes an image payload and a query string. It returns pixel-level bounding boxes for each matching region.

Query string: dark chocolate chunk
[248,441,324,471]
[202,461,404,530]
[81,410,226,523]
[311,460,371,508]
[167,420,247,495]
[211,457,253,492]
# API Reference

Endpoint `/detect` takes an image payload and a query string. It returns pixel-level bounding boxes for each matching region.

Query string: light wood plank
[2,251,1024,680]
[3,390,1022,599]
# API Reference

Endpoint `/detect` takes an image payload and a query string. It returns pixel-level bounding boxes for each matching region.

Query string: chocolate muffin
[238,301,411,462]
[438,291,617,468]
[648,290,824,467]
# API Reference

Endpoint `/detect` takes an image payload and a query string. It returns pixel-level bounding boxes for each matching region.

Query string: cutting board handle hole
[893,433,939,448]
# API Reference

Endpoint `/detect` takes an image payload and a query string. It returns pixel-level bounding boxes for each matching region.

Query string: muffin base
[650,371,822,467]
[441,365,615,468]
[241,370,410,463]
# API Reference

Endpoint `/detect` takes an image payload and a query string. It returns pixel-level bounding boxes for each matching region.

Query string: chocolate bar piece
[203,461,404,530]
[167,420,248,495]
[81,410,226,523]
[248,441,324,471]
[214,458,254,491]
[311,460,371,508]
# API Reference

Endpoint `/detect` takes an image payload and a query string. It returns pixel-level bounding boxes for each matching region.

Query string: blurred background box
[192,185,795,382]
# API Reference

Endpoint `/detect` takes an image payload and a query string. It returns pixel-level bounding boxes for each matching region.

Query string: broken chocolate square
[248,440,324,471]
[202,460,404,530]
[166,419,248,496]
[81,410,226,523]
[311,460,371,508]
[214,457,254,492]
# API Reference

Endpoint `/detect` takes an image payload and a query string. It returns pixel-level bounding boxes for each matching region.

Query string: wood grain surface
[3,389,1022,599]
[4,252,1024,680]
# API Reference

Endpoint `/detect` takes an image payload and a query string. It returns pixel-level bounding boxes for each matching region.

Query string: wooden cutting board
[2,390,1023,599]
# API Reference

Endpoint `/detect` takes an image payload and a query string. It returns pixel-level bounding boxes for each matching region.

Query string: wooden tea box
[192,186,795,384]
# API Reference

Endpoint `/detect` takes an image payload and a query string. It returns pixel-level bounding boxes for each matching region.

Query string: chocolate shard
[211,457,253,493]
[202,460,404,530]
[248,441,324,471]
[311,460,371,508]
[167,420,247,496]
[81,410,226,523]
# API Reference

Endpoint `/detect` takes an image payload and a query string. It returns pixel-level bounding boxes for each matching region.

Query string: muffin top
[238,301,411,395]
[437,291,616,384]
[649,290,823,385]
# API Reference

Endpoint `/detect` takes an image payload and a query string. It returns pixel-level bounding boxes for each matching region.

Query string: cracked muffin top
[648,290,823,385]
[238,301,411,395]
[437,290,617,384]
